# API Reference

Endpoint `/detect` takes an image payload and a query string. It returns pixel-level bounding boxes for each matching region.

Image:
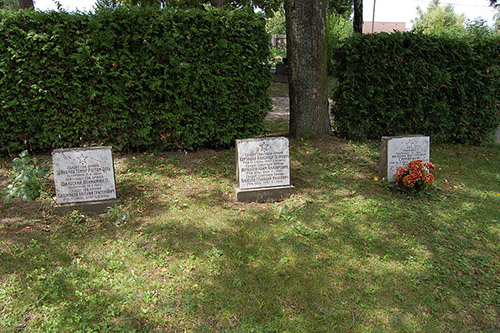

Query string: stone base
[234,184,294,203]
[54,199,121,215]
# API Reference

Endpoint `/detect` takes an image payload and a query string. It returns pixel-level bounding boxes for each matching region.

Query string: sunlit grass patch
[0,127,499,331]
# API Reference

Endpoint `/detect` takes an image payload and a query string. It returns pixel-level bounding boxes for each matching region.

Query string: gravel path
[266,97,290,121]
[268,96,500,144]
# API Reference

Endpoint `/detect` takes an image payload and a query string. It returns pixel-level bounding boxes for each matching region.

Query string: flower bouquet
[395,159,435,192]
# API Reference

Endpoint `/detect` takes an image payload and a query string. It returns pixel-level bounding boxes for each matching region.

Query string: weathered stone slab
[54,199,121,216]
[52,147,117,205]
[234,184,294,203]
[379,135,430,183]
[236,137,290,189]
[235,137,293,202]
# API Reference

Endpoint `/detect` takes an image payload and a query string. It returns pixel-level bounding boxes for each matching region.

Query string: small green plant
[67,210,86,225]
[2,150,50,203]
[274,203,305,223]
[106,205,131,226]
[290,221,318,237]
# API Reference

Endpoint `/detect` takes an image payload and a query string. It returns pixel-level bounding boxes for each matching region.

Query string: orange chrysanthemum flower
[424,162,435,171]
[422,173,434,185]
[395,167,407,182]
[403,174,417,187]
[408,159,424,172]
[396,159,435,191]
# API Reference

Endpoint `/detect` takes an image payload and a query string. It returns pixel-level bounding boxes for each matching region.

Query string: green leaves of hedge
[0,8,271,154]
[331,32,500,144]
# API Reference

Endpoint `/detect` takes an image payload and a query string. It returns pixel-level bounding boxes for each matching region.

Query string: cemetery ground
[0,87,499,331]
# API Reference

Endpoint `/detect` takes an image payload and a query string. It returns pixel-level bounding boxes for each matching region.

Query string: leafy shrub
[331,32,500,144]
[326,12,352,75]
[2,150,50,202]
[0,8,271,154]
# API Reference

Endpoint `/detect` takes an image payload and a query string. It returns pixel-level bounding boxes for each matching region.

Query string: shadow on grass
[0,139,498,330]
[0,234,156,330]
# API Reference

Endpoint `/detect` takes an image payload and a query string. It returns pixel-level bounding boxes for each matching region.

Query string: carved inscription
[386,136,429,182]
[237,137,290,190]
[52,147,116,204]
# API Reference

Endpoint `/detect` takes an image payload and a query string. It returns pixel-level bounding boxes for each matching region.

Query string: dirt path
[266,97,289,121]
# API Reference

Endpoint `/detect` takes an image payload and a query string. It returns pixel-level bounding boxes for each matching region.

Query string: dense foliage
[326,12,352,74]
[331,32,500,144]
[326,0,352,17]
[412,0,465,36]
[265,5,285,35]
[0,0,20,10]
[0,8,271,154]
[102,0,282,17]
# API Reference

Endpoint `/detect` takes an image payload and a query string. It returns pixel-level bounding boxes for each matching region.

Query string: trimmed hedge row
[0,8,271,154]
[331,32,500,144]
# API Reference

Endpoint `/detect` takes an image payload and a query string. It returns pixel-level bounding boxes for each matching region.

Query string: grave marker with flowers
[378,135,430,183]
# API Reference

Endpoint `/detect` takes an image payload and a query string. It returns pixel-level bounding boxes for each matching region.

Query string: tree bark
[284,0,330,138]
[210,0,223,8]
[353,0,363,33]
[19,0,33,9]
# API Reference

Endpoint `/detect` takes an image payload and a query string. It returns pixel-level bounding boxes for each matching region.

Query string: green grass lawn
[1,127,499,331]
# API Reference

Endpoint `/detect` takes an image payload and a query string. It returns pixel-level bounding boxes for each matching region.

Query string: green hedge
[0,8,271,154]
[331,32,500,144]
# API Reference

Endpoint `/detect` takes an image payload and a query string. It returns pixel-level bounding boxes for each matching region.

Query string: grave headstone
[235,137,294,202]
[52,146,119,213]
[379,135,430,183]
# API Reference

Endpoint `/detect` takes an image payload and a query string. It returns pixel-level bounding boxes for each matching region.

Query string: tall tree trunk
[284,0,330,138]
[353,0,363,33]
[19,0,33,9]
[210,0,223,8]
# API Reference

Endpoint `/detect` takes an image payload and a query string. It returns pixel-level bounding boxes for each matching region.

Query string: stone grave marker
[379,135,430,183]
[235,137,294,202]
[52,146,119,213]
